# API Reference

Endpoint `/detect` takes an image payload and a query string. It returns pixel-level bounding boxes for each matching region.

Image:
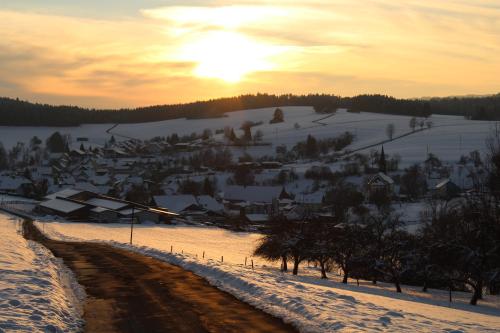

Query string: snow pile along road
[0,214,84,332]
[38,221,500,333]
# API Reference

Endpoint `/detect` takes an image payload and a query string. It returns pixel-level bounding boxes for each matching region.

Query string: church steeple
[379,146,387,173]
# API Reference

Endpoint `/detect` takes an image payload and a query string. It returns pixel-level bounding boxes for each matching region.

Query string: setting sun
[179,31,279,83]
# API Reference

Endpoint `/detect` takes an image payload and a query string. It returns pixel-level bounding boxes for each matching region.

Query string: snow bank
[0,214,84,332]
[38,221,500,333]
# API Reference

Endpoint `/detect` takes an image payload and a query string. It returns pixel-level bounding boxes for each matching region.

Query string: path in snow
[23,220,296,333]
[37,221,500,333]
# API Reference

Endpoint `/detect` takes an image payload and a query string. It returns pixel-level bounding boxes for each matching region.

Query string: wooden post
[221,256,223,263]
[203,251,205,258]
[170,245,173,253]
[245,257,247,266]
[129,206,135,245]
[251,259,254,270]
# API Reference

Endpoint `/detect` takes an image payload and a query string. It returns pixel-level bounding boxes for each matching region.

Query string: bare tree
[386,123,395,140]
[409,117,417,132]
[253,130,263,142]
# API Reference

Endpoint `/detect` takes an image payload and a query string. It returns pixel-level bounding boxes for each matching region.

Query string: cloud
[0,1,499,107]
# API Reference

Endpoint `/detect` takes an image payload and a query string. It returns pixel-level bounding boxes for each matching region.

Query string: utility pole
[129,206,135,245]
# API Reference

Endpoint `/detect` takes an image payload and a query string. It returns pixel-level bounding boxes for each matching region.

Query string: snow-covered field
[0,107,496,166]
[0,213,84,332]
[0,123,114,150]
[37,221,500,333]
[37,222,263,266]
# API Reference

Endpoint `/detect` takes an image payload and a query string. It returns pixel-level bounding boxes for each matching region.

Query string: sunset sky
[1,1,499,108]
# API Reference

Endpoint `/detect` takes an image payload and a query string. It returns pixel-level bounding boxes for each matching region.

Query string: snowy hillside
[37,221,500,333]
[0,213,84,332]
[0,107,496,166]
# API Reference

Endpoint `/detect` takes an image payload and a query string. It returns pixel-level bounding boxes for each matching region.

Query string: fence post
[203,251,205,259]
[221,256,223,263]
[170,245,173,253]
[251,259,254,270]
[245,257,247,266]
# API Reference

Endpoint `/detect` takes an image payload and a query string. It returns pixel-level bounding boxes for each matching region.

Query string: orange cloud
[0,1,498,108]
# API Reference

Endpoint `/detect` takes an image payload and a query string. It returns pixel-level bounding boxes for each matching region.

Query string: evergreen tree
[305,135,318,158]
[0,142,8,170]
[203,177,215,196]
[270,108,284,123]
[46,132,66,153]
[29,136,42,150]
[229,128,237,142]
[241,122,252,141]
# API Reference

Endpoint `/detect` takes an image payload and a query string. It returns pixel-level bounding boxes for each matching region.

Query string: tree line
[1,93,499,126]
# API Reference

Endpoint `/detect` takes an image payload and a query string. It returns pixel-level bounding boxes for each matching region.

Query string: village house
[367,172,395,197]
[153,194,201,215]
[0,175,33,195]
[434,179,461,199]
[298,191,325,212]
[222,185,290,215]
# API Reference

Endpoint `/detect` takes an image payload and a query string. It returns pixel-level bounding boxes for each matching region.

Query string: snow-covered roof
[435,178,453,189]
[0,176,31,190]
[45,188,84,200]
[301,192,324,204]
[95,185,111,195]
[85,198,128,210]
[90,206,112,213]
[368,172,394,185]
[74,182,100,193]
[91,175,110,186]
[117,208,144,216]
[245,214,270,222]
[154,195,199,214]
[197,195,224,212]
[39,198,86,213]
[223,185,282,203]
[127,176,143,185]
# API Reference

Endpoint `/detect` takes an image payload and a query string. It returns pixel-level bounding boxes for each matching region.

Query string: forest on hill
[0,93,499,126]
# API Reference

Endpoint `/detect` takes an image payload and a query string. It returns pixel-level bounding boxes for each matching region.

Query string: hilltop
[1,93,499,126]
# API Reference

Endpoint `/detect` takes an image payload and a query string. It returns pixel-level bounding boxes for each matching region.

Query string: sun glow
[179,31,279,83]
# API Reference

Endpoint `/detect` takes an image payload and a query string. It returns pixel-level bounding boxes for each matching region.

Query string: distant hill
[0,93,499,126]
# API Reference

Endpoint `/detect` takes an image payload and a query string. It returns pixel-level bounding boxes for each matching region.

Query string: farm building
[37,188,178,223]
[37,198,89,220]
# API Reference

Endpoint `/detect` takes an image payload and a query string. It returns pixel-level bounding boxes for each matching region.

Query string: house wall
[136,211,160,224]
[90,210,118,223]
